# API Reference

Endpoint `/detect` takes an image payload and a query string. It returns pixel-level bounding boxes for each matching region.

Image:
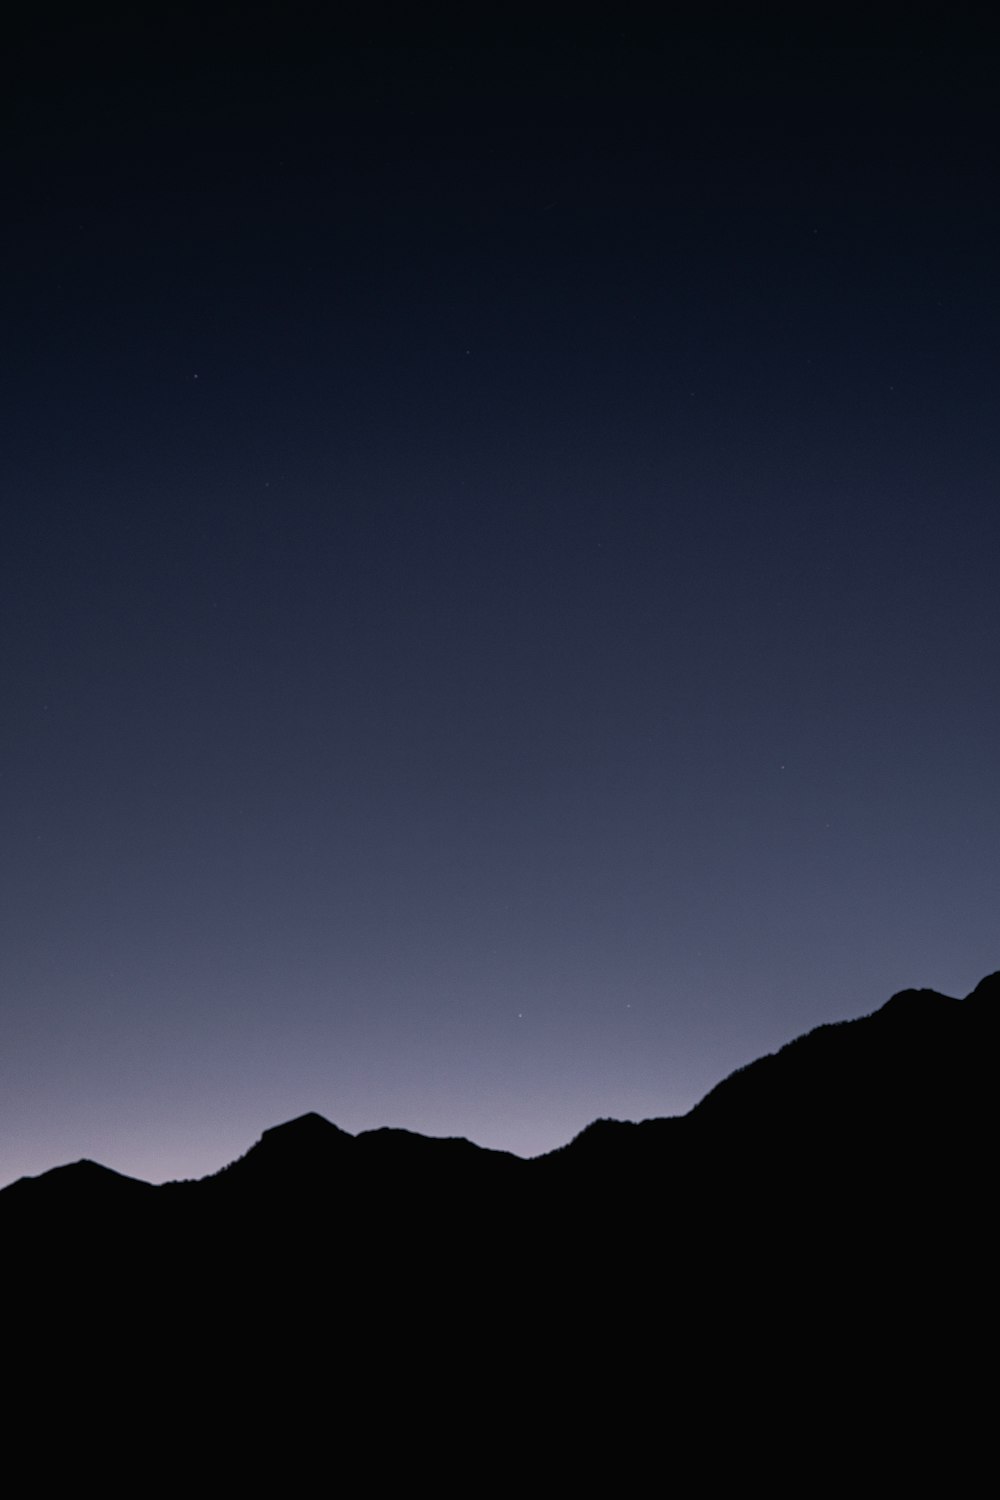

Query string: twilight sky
[3,10,998,1186]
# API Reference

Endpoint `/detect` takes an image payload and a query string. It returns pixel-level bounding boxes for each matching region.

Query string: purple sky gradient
[3,11,998,1185]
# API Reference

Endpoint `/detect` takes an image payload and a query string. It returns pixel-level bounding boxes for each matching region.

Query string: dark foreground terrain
[6,974,994,1485]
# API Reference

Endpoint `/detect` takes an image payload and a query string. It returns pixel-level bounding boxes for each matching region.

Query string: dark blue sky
[4,10,998,1184]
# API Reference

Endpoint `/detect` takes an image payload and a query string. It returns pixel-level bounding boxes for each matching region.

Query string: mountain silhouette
[5,973,995,1224]
[5,973,994,1486]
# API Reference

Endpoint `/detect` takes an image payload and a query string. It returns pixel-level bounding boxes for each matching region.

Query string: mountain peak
[876,985,956,1019]
[965,971,1000,1004]
[259,1112,349,1144]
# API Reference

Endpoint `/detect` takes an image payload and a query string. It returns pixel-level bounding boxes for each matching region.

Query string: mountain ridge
[5,970,993,1200]
[5,970,994,1486]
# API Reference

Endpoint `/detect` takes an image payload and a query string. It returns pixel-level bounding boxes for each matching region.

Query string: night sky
[4,10,998,1186]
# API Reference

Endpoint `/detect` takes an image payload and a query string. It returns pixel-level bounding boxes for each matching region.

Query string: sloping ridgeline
[5,974,995,1485]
